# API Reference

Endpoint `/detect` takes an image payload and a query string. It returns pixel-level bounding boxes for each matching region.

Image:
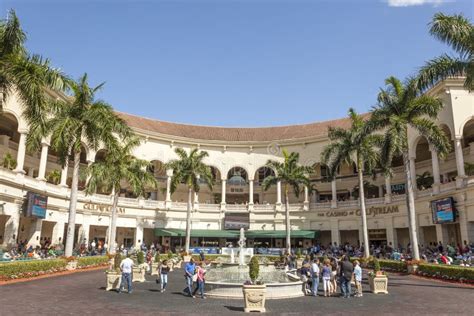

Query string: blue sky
[2,0,472,127]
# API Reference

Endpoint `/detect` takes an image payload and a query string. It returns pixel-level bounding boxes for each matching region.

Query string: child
[321,259,332,297]
[353,260,362,297]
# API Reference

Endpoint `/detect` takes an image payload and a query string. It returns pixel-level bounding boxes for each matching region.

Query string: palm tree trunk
[108,189,119,254]
[403,152,420,260]
[64,151,80,257]
[357,160,370,259]
[285,187,291,254]
[185,187,192,254]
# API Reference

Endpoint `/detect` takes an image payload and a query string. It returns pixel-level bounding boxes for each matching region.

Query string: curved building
[0,78,473,251]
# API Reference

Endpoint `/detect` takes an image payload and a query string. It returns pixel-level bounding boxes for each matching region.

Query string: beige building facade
[0,78,473,250]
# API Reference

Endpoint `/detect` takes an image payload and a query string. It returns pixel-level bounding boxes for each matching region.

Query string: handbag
[192,274,198,282]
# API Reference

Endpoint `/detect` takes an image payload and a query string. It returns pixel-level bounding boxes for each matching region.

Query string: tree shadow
[224,306,244,312]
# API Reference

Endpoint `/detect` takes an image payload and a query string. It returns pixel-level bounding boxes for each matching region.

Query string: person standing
[184,258,196,297]
[330,257,338,296]
[310,258,320,297]
[159,260,170,292]
[353,260,363,297]
[339,255,353,298]
[118,254,134,294]
[321,259,331,297]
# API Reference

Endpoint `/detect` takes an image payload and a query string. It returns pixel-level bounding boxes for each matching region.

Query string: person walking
[310,258,320,297]
[322,259,332,297]
[353,260,363,297]
[159,260,170,292]
[118,254,134,294]
[192,262,207,299]
[184,258,196,297]
[339,255,353,298]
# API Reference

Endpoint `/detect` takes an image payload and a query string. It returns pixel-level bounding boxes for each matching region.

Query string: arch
[457,115,474,138]
[440,124,455,153]
[0,108,27,132]
[226,166,248,185]
[148,159,166,178]
[414,137,432,163]
[254,166,275,184]
[0,112,20,142]
[223,165,249,180]
[461,117,474,148]
[95,149,108,162]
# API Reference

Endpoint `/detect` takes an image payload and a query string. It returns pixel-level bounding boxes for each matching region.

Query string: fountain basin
[205,280,304,299]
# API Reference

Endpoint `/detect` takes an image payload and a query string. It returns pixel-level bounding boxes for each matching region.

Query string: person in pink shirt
[192,262,207,299]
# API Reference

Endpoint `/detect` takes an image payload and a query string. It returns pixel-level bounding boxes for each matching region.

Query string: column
[194,175,200,210]
[85,159,94,186]
[13,131,27,174]
[36,141,49,181]
[435,224,449,245]
[220,179,227,210]
[276,180,282,208]
[248,179,254,211]
[384,217,397,250]
[384,176,392,204]
[60,161,69,187]
[165,169,172,209]
[28,218,43,247]
[331,179,337,208]
[330,219,340,246]
[2,210,20,248]
[378,185,384,198]
[430,145,441,194]
[77,223,90,247]
[303,186,309,210]
[454,136,466,188]
[51,221,65,245]
[135,220,144,249]
[458,206,473,245]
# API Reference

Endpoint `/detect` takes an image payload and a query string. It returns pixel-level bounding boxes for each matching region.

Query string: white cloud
[386,0,450,7]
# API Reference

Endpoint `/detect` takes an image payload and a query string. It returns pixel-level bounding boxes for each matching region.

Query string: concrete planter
[106,271,121,291]
[368,274,388,294]
[66,261,78,271]
[150,262,159,275]
[132,266,146,282]
[407,264,419,274]
[242,284,266,313]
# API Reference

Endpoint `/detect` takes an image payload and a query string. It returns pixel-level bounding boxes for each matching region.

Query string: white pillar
[303,186,309,210]
[86,159,94,186]
[2,210,20,248]
[276,181,282,205]
[331,179,337,208]
[330,219,340,246]
[36,141,49,181]
[13,131,27,174]
[135,220,144,249]
[220,179,226,210]
[28,218,42,247]
[51,221,65,245]
[165,169,172,202]
[60,161,69,187]
[430,145,441,194]
[454,136,466,188]
[248,179,254,211]
[384,176,392,204]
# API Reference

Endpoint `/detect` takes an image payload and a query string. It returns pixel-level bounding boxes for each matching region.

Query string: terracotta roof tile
[117,112,368,142]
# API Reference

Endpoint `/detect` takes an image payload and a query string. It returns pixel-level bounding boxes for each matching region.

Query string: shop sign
[83,203,125,214]
[319,206,399,218]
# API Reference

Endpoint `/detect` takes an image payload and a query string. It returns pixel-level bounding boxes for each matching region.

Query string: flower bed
[416,264,474,283]
[0,259,67,280]
[77,256,109,268]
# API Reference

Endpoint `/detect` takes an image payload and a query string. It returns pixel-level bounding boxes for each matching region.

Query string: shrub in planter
[137,251,145,265]
[243,256,266,313]
[105,254,123,291]
[249,256,260,283]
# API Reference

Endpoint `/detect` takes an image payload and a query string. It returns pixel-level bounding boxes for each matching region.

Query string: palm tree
[27,74,132,257]
[321,109,381,259]
[262,149,311,254]
[369,76,450,260]
[165,148,214,253]
[418,13,473,91]
[0,9,69,122]
[84,137,157,254]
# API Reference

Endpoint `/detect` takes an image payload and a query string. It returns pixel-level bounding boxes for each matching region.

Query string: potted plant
[151,253,160,276]
[132,251,146,282]
[106,253,122,291]
[64,256,78,270]
[407,259,423,274]
[2,153,17,170]
[242,256,266,313]
[46,170,61,185]
[368,258,388,294]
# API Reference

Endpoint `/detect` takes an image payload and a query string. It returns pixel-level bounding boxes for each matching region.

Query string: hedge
[77,256,109,268]
[0,259,67,280]
[417,264,474,282]
[367,259,408,272]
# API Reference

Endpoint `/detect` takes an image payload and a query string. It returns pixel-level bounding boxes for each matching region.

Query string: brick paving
[0,268,473,315]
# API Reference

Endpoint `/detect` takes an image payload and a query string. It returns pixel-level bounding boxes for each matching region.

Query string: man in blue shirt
[184,258,196,297]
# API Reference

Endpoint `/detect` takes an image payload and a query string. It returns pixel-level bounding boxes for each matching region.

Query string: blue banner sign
[189,247,220,254]
[431,197,456,224]
[26,192,48,219]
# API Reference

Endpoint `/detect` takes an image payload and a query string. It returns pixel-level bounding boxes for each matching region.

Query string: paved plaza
[0,268,473,315]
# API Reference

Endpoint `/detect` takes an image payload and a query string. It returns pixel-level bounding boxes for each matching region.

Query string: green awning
[246,230,317,239]
[154,228,317,239]
[154,228,239,238]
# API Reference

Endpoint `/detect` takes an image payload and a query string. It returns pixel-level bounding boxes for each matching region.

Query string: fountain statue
[238,227,246,266]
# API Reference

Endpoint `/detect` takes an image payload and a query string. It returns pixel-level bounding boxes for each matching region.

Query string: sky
[2,0,473,127]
